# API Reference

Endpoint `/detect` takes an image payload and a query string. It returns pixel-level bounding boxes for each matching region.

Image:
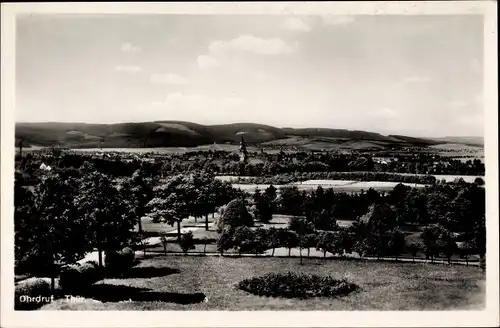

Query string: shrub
[59,261,101,293]
[105,247,135,276]
[179,231,196,255]
[474,177,485,186]
[238,272,357,299]
[15,278,52,310]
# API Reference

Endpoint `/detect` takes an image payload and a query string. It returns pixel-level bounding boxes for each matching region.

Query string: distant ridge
[432,136,484,147]
[15,121,482,150]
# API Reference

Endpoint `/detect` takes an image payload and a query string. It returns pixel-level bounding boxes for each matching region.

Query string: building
[239,136,249,163]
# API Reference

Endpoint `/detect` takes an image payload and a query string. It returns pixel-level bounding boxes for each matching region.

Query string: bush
[179,231,196,255]
[238,272,357,299]
[15,278,52,310]
[59,261,101,293]
[105,247,135,276]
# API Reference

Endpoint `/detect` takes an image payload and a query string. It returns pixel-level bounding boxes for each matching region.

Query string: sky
[16,14,484,137]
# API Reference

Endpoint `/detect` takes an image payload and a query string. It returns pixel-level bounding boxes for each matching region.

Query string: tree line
[16,148,485,183]
[217,204,486,263]
[215,201,485,266]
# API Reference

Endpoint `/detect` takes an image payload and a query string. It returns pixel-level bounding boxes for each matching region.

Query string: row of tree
[216,202,485,266]
[269,181,485,232]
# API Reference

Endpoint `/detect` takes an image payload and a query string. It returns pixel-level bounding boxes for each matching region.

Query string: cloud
[121,43,142,53]
[197,55,220,70]
[321,15,355,26]
[114,65,142,73]
[402,76,431,83]
[208,35,297,56]
[369,107,399,119]
[197,34,297,71]
[150,73,189,85]
[151,93,244,111]
[282,18,311,32]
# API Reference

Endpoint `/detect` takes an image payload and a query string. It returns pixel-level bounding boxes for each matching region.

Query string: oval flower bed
[238,272,358,299]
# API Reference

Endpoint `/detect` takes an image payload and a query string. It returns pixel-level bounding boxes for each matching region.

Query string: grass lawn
[40,256,485,311]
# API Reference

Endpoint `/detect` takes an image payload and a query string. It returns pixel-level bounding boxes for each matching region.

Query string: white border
[1,2,498,328]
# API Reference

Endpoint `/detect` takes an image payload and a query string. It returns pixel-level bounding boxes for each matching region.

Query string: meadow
[39,256,485,311]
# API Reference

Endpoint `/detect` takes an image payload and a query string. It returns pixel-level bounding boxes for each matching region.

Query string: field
[39,256,485,311]
[229,180,426,193]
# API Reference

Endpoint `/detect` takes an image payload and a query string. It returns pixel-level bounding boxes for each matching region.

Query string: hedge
[238,272,357,299]
[104,247,135,276]
[59,261,101,293]
[15,278,52,310]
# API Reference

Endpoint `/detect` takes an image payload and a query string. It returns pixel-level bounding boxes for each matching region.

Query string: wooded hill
[15,121,482,150]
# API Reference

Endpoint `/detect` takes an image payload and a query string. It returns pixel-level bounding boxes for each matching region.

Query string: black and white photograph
[1,1,498,327]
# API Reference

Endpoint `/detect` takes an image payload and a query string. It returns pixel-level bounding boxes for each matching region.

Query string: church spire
[239,135,248,163]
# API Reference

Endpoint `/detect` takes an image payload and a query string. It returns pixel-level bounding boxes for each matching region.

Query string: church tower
[239,135,248,163]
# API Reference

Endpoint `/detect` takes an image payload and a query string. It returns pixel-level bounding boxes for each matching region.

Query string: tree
[427,189,452,226]
[304,233,318,257]
[160,233,169,256]
[472,215,486,261]
[263,185,278,220]
[288,216,315,264]
[76,170,138,268]
[216,198,253,232]
[354,203,397,258]
[266,228,278,256]
[126,169,154,233]
[137,232,149,257]
[285,230,299,257]
[440,234,457,264]
[402,189,429,225]
[147,175,195,240]
[179,231,196,256]
[336,230,355,257]
[14,171,35,273]
[459,240,475,266]
[201,237,210,255]
[389,183,411,222]
[217,227,234,256]
[252,189,269,223]
[17,137,25,158]
[308,209,338,231]
[387,229,406,260]
[233,226,255,256]
[288,216,315,235]
[359,203,397,230]
[421,225,445,263]
[15,170,89,291]
[189,171,220,230]
[253,228,270,256]
[316,231,335,258]
[407,242,421,262]
[278,186,304,215]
